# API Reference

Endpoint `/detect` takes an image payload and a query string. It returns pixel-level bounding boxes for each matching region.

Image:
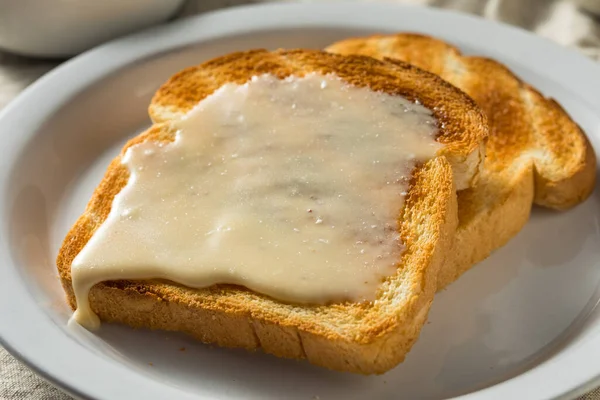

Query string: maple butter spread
[71,73,442,329]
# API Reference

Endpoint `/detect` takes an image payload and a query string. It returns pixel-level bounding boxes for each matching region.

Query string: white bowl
[0,0,186,57]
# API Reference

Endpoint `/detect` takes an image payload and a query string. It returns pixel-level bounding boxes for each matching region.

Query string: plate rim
[1,2,600,400]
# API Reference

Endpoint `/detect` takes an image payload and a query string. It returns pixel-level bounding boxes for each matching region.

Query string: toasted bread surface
[149,49,487,190]
[326,33,597,289]
[57,49,487,373]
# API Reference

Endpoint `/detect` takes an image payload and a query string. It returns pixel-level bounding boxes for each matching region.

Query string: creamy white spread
[71,73,441,329]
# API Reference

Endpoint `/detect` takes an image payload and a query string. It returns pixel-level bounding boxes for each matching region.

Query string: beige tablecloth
[1,0,599,398]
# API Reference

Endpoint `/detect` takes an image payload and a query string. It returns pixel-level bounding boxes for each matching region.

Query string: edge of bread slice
[326,33,597,289]
[57,49,487,374]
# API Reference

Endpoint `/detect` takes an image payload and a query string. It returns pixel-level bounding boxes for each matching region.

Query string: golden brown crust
[56,49,484,374]
[326,33,597,289]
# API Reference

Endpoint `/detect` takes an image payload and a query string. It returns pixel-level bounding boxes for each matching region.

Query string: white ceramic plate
[1,3,599,400]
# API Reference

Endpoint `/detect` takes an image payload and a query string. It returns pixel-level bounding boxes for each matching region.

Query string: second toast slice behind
[326,34,597,289]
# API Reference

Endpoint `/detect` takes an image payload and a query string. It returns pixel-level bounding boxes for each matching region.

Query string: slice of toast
[326,34,597,290]
[57,49,487,374]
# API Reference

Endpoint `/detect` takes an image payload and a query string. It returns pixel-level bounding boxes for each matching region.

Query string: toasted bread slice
[57,49,487,374]
[326,34,597,289]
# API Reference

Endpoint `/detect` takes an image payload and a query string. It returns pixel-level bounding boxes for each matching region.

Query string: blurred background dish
[0,0,186,57]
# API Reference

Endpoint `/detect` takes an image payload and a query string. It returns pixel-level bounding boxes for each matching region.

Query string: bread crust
[326,34,597,290]
[57,49,486,374]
